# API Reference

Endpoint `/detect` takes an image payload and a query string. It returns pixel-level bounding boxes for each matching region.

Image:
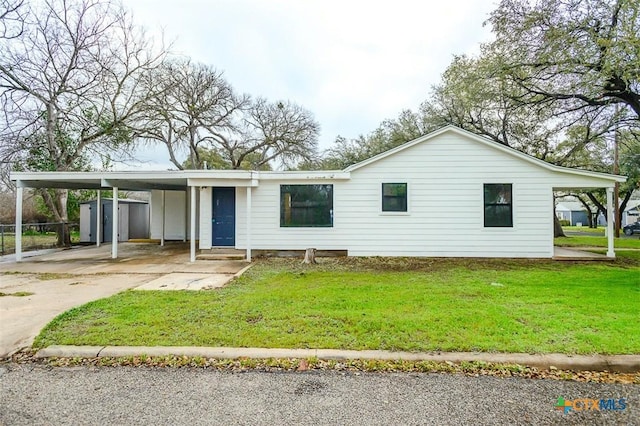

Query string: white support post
[606,187,615,258]
[190,186,196,263]
[112,187,119,259]
[96,190,101,247]
[15,185,23,262]
[160,190,165,247]
[246,186,252,261]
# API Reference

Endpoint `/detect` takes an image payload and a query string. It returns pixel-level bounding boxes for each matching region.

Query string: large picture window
[484,184,513,227]
[382,183,408,212]
[280,184,333,227]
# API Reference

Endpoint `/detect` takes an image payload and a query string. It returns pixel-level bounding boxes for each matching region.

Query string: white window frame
[379,181,411,216]
[480,182,516,231]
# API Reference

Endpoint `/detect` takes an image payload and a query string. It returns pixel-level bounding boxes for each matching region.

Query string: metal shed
[79,199,149,243]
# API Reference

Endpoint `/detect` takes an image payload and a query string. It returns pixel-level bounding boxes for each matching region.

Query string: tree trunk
[553,214,565,237]
[586,192,606,222]
[302,248,317,264]
[575,195,594,228]
[618,190,632,230]
[39,188,71,247]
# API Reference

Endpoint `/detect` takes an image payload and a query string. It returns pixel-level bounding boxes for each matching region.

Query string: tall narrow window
[484,184,513,227]
[280,184,333,227]
[382,183,408,212]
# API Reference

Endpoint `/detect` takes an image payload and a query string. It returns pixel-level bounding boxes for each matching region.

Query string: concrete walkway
[552,247,609,260]
[33,345,640,373]
[0,273,153,357]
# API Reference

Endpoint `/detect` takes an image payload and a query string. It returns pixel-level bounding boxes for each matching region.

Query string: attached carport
[11,171,193,262]
[553,180,625,259]
[11,170,260,263]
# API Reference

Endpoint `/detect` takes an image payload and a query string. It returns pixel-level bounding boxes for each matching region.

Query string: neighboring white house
[622,199,640,226]
[11,126,626,260]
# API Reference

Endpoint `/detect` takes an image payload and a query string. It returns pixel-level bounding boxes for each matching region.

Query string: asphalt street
[1,364,637,425]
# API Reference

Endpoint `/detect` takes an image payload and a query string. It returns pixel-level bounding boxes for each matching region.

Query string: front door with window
[212,187,235,246]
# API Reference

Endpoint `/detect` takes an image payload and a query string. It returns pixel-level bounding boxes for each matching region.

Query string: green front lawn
[34,256,640,355]
[555,235,640,248]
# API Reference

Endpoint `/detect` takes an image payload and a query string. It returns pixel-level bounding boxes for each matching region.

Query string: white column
[15,185,23,261]
[190,186,197,262]
[112,187,119,259]
[160,190,165,247]
[96,190,101,247]
[606,187,615,258]
[246,186,252,261]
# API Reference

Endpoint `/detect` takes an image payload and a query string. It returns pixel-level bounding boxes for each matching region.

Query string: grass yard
[555,235,640,249]
[0,231,80,254]
[34,255,640,355]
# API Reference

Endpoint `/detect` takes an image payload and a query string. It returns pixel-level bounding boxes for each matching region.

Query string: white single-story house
[11,125,626,261]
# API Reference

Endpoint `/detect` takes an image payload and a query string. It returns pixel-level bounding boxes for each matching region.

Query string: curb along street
[33,345,640,373]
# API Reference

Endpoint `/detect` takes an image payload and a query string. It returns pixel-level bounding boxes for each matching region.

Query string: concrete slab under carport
[0,242,248,275]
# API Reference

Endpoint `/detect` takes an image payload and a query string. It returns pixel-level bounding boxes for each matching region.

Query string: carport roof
[11,170,256,191]
[10,169,351,191]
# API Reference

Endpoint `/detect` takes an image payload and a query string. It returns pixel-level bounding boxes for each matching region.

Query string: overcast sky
[121,0,497,169]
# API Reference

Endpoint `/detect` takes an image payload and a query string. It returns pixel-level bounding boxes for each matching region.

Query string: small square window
[484,183,513,227]
[382,183,407,212]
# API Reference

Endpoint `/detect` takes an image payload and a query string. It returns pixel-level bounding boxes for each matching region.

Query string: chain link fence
[0,222,80,255]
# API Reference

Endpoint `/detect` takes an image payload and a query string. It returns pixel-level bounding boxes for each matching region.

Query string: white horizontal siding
[338,135,554,257]
[206,132,614,258]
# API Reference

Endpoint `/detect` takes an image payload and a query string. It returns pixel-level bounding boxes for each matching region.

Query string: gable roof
[344,125,626,183]
[556,202,587,212]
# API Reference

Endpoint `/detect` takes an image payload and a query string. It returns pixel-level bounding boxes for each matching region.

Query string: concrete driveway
[0,242,248,357]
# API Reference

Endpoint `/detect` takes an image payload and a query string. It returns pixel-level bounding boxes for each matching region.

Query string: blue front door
[212,187,235,246]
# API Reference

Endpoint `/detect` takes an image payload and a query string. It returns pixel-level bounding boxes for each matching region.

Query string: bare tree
[220,98,320,170]
[0,0,24,39]
[143,61,320,171]
[0,0,165,245]
[141,59,247,170]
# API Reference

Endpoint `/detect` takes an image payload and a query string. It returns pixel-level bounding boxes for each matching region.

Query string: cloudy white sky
[122,0,497,169]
